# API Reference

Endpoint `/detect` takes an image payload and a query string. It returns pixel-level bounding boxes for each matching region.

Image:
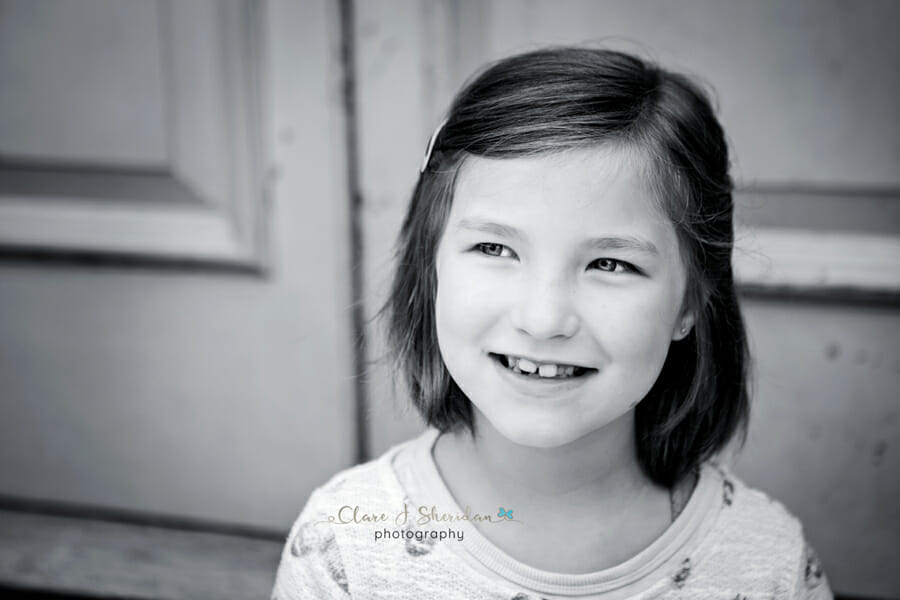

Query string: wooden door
[0,0,355,533]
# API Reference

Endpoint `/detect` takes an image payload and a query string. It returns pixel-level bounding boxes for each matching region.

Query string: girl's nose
[509,276,580,340]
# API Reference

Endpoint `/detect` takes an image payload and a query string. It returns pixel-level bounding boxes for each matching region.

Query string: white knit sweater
[272,429,832,599]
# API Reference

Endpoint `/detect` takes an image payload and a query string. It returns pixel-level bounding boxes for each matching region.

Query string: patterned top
[272,429,833,599]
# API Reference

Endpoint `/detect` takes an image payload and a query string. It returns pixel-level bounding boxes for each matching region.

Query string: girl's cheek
[583,285,679,343]
[439,261,514,323]
[461,276,513,320]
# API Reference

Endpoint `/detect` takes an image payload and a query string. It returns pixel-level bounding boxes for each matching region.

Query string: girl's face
[434,147,692,448]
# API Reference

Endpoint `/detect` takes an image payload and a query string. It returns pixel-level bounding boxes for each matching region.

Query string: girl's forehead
[451,147,672,230]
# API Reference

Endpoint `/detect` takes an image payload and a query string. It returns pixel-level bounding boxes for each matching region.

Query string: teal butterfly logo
[497,507,513,520]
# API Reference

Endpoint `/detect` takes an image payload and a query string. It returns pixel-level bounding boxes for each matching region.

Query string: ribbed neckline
[386,428,723,596]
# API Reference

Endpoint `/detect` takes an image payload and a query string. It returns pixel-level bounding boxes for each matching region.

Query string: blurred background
[0,0,897,598]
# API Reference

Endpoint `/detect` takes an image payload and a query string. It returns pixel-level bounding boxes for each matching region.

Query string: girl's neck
[435,408,663,515]
[432,409,675,573]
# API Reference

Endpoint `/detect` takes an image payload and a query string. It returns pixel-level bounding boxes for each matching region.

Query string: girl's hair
[384,46,750,488]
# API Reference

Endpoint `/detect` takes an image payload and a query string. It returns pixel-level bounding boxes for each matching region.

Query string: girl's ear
[672,312,695,341]
[673,282,708,341]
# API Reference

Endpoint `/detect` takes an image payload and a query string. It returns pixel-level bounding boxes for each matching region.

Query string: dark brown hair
[385,47,750,488]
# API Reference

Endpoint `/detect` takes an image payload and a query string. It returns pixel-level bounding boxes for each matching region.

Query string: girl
[272,47,833,599]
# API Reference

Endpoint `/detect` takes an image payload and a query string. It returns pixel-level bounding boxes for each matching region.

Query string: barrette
[419,118,448,174]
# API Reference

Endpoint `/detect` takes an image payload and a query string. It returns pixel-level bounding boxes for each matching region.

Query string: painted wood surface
[0,0,355,532]
[0,0,268,266]
[0,510,281,599]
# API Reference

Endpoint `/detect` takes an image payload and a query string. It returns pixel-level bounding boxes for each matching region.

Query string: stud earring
[680,326,688,335]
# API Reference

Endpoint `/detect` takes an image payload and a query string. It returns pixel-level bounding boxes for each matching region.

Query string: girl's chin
[479,416,589,449]
[473,405,637,450]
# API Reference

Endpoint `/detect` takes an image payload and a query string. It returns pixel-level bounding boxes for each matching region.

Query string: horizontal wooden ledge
[0,509,284,600]
[733,228,900,296]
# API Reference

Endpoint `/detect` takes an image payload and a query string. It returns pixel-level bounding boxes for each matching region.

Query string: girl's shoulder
[299,434,419,521]
[272,435,423,598]
[702,461,803,536]
[692,461,831,598]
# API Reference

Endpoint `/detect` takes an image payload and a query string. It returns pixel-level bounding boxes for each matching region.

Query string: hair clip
[419,118,448,174]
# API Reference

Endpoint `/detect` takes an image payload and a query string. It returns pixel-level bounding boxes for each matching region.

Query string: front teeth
[503,356,578,379]
[518,358,537,374]
[538,364,558,378]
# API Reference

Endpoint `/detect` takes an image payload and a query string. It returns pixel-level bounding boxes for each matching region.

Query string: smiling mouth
[489,353,595,380]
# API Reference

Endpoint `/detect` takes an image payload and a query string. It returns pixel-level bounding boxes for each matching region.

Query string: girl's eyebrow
[454,218,521,240]
[454,218,659,255]
[584,236,659,256]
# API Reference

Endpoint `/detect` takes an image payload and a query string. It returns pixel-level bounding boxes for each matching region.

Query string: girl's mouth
[489,353,594,379]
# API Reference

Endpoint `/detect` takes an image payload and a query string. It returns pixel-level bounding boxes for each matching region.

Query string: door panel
[0,0,355,532]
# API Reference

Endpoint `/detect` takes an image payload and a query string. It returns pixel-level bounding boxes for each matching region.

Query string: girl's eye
[474,243,515,258]
[589,258,636,273]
